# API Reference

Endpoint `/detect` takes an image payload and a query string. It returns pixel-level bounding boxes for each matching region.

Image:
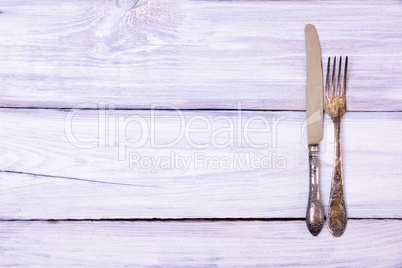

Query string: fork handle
[306,145,324,236]
[327,119,347,237]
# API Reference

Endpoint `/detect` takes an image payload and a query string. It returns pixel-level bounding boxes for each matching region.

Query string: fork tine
[331,56,336,98]
[343,56,348,99]
[325,57,330,99]
[337,56,342,97]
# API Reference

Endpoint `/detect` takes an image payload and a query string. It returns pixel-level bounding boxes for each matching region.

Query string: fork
[325,56,348,237]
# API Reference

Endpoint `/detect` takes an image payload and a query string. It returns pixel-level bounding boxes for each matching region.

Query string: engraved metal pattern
[306,146,324,236]
[325,56,348,237]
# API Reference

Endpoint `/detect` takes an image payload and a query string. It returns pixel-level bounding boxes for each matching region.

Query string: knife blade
[306,24,323,145]
[304,24,324,236]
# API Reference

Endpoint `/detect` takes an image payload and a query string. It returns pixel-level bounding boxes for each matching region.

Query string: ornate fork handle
[306,145,324,236]
[327,118,347,237]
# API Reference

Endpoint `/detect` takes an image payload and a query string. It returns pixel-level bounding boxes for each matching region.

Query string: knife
[305,24,324,236]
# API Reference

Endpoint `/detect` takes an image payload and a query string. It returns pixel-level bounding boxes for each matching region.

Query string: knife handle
[306,145,324,236]
[327,119,347,237]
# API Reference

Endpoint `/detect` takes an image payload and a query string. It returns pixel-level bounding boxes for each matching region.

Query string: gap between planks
[1,218,402,222]
[1,107,402,113]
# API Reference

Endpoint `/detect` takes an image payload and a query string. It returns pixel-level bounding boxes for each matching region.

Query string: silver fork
[325,56,348,237]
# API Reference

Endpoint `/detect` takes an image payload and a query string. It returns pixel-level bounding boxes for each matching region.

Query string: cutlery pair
[305,24,348,237]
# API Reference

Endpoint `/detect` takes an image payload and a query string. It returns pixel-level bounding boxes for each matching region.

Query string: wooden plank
[0,0,402,110]
[0,220,401,267]
[0,109,401,219]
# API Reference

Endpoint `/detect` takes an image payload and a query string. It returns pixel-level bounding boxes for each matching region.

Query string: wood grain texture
[1,0,402,110]
[0,109,401,219]
[1,0,401,265]
[1,220,401,267]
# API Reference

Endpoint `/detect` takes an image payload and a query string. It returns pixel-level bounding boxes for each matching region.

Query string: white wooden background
[1,0,402,267]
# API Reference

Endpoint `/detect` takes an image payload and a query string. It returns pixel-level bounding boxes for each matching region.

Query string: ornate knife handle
[327,119,347,237]
[306,145,324,236]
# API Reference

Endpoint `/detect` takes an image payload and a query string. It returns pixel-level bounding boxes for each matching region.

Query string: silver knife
[305,24,324,236]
